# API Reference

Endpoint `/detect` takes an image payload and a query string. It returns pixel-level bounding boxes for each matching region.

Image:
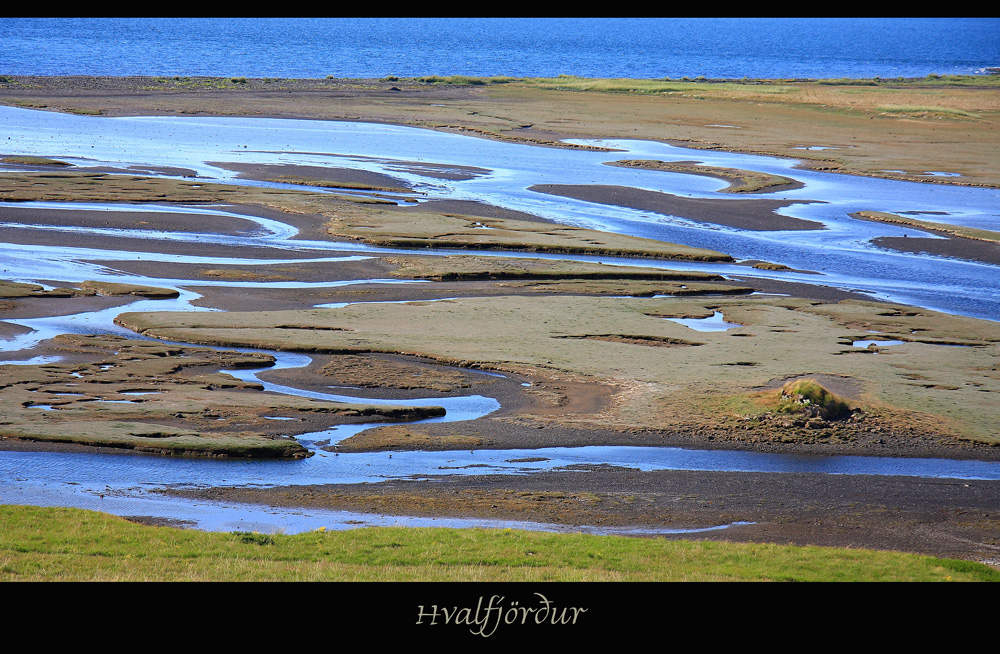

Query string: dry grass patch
[853,210,1000,244]
[326,208,733,261]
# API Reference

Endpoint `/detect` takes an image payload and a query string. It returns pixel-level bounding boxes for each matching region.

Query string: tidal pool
[664,311,741,331]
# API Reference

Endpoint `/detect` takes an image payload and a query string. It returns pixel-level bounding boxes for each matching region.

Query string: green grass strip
[1,505,996,582]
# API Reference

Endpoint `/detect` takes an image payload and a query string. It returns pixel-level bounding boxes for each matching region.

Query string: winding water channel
[2,106,999,534]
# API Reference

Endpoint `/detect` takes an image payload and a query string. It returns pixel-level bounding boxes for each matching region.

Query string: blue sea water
[1,17,998,79]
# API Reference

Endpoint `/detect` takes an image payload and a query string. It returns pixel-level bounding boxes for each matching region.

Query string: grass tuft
[875,105,981,119]
[777,379,851,420]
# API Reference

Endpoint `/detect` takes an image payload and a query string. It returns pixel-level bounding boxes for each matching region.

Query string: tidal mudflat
[1,76,999,564]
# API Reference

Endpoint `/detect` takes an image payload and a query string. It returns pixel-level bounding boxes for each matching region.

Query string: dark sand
[530,184,823,231]
[873,235,1000,267]
[606,159,807,194]
[384,199,559,224]
[211,162,415,190]
[0,204,265,235]
[166,467,1000,562]
[0,202,362,261]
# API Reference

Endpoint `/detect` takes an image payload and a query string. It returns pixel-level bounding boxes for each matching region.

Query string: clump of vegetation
[875,105,981,120]
[1,155,71,166]
[416,75,515,85]
[233,531,276,546]
[776,379,851,421]
[816,75,1000,87]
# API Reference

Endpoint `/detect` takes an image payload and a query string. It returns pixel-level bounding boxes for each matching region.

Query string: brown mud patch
[384,199,555,224]
[318,353,474,392]
[258,351,498,395]
[163,467,1000,561]
[726,276,889,304]
[384,254,730,282]
[0,200,341,244]
[0,294,134,329]
[211,161,414,193]
[607,159,805,193]
[0,334,450,458]
[333,155,492,181]
[98,256,399,287]
[65,164,201,178]
[872,236,1000,267]
[556,334,703,347]
[241,152,494,181]
[529,183,822,231]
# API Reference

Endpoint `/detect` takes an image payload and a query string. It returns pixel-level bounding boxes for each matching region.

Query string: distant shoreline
[3,74,997,189]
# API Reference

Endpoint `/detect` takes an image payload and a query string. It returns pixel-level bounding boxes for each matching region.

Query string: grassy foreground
[1,505,996,582]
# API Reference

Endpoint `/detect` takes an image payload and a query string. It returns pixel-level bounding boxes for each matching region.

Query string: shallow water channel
[2,107,999,534]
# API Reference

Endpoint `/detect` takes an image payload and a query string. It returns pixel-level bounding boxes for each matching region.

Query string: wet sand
[0,204,265,235]
[872,236,1000,267]
[530,184,823,231]
[166,467,1000,562]
[385,199,559,224]
[213,162,415,191]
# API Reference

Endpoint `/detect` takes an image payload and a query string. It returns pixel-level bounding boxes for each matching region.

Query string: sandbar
[529,184,822,231]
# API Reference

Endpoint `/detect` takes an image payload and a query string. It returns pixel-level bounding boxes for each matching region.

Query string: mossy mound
[776,379,852,421]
